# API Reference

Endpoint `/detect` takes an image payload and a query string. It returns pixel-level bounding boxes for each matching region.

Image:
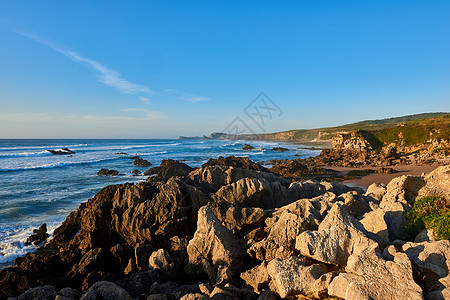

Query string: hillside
[211,112,449,146]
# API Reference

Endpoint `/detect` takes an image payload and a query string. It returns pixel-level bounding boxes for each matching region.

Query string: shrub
[405,196,450,240]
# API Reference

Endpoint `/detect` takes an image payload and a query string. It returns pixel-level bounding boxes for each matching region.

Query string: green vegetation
[405,196,450,240]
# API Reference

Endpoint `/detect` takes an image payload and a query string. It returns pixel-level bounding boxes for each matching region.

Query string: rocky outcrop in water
[97,169,119,176]
[1,159,449,299]
[47,148,75,155]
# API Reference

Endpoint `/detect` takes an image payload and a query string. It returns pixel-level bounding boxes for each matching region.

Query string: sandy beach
[327,164,445,189]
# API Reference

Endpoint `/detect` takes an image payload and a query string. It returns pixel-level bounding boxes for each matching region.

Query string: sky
[0,1,449,138]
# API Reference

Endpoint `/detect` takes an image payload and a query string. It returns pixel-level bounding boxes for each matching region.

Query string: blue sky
[0,1,449,138]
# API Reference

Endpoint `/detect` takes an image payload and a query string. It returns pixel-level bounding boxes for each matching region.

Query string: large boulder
[402,240,450,292]
[144,159,194,180]
[295,203,377,266]
[248,201,321,261]
[267,256,336,298]
[203,155,268,172]
[17,285,58,300]
[328,244,423,300]
[417,165,450,200]
[80,281,132,300]
[185,206,245,283]
[240,262,270,293]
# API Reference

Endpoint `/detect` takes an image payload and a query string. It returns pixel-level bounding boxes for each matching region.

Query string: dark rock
[144,159,194,180]
[116,270,160,298]
[17,285,58,300]
[80,281,132,300]
[130,169,141,176]
[59,287,82,299]
[129,156,140,160]
[115,152,127,155]
[47,148,75,155]
[270,147,289,152]
[133,158,152,167]
[26,223,49,246]
[97,169,119,176]
[377,167,398,174]
[202,155,268,172]
[242,144,255,150]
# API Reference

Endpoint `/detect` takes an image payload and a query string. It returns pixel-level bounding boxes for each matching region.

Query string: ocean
[0,138,320,265]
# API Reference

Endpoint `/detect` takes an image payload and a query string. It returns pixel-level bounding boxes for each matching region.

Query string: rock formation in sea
[1,157,449,299]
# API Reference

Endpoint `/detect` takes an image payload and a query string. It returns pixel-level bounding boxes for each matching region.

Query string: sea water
[0,139,320,265]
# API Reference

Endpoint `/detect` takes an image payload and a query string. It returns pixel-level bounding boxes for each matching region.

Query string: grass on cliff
[405,196,450,240]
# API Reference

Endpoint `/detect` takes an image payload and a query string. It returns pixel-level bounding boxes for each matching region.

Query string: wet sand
[327,164,444,189]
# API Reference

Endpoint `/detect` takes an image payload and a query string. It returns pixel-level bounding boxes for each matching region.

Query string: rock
[414,229,436,243]
[270,147,289,152]
[365,183,387,203]
[133,158,152,167]
[186,206,245,283]
[135,244,153,270]
[25,223,49,246]
[202,155,268,172]
[115,152,127,155]
[47,148,75,155]
[116,270,160,298]
[379,175,426,240]
[243,144,255,150]
[58,287,81,300]
[377,167,398,174]
[240,262,270,293]
[417,165,450,201]
[144,159,194,179]
[266,256,335,298]
[337,191,371,217]
[218,206,265,231]
[17,285,58,300]
[402,240,450,291]
[148,249,175,278]
[80,281,132,300]
[296,203,377,266]
[360,209,390,241]
[381,144,397,159]
[249,207,319,261]
[96,169,119,176]
[129,155,139,160]
[67,248,105,290]
[328,244,423,300]
[130,169,141,176]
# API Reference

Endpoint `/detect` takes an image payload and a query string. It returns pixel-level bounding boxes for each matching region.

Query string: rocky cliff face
[305,130,449,167]
[1,158,449,300]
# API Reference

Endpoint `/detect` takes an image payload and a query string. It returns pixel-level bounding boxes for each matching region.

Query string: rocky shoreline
[0,154,449,300]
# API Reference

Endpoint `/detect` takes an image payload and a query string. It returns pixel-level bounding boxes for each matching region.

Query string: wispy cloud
[13,30,209,103]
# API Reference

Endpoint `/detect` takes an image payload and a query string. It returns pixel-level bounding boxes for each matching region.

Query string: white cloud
[12,30,210,104]
[138,96,151,103]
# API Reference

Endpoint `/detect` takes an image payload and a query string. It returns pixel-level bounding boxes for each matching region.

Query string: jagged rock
[402,240,450,292]
[186,206,245,283]
[365,183,387,203]
[133,158,152,167]
[67,248,105,290]
[144,159,194,180]
[26,223,49,246]
[249,208,319,261]
[135,244,153,270]
[97,169,119,176]
[116,270,160,298]
[296,203,377,266]
[337,191,371,217]
[414,229,436,243]
[381,144,397,159]
[203,155,268,172]
[270,147,289,152]
[148,249,175,278]
[220,206,266,231]
[417,165,450,200]
[328,244,423,300]
[360,209,390,241]
[130,169,141,176]
[240,262,270,293]
[179,293,208,300]
[243,144,255,150]
[267,256,336,298]
[80,281,132,300]
[17,285,58,300]
[379,175,426,240]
